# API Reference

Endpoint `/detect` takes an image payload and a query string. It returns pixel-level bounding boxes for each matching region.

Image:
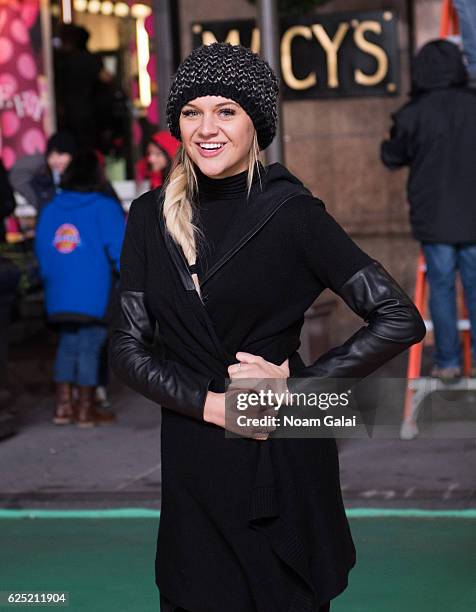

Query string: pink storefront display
[0,0,47,170]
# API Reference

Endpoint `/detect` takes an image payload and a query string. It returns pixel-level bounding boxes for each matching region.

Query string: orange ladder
[440,0,459,37]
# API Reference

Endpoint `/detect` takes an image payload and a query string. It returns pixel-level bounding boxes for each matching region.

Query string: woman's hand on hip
[227,351,290,395]
[228,351,290,378]
[203,353,290,441]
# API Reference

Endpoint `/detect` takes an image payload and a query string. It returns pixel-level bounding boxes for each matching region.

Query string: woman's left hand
[226,353,291,439]
[228,351,289,379]
[227,352,290,395]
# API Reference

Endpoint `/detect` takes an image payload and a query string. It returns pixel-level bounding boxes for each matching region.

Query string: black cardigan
[111,162,425,612]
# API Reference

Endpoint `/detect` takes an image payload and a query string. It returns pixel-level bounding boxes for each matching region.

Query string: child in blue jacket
[35,150,125,426]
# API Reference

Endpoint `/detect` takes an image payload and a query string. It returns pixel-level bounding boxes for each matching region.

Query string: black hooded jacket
[381,40,476,244]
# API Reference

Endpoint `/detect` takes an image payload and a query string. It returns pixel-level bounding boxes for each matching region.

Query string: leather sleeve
[110,290,213,420]
[287,259,426,393]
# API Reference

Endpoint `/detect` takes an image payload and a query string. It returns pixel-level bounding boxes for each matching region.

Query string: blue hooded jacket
[35,190,125,321]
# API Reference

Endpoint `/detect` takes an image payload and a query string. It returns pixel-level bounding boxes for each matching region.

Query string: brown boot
[93,404,116,425]
[76,385,96,428]
[76,385,116,427]
[94,386,116,423]
[53,382,75,425]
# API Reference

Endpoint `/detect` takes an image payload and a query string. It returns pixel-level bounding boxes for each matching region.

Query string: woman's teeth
[199,143,224,149]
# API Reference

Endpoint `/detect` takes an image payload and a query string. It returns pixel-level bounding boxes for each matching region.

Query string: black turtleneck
[193,164,261,278]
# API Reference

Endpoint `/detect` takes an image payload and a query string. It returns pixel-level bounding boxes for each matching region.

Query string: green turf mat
[0,519,159,611]
[333,518,476,612]
[0,517,474,611]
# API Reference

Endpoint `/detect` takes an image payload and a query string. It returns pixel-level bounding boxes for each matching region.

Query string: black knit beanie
[46,131,77,156]
[166,43,279,150]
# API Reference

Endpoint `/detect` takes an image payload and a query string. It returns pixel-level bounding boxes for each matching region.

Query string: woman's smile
[195,141,227,157]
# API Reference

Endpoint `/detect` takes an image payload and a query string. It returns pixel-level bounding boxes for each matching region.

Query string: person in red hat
[136,131,179,190]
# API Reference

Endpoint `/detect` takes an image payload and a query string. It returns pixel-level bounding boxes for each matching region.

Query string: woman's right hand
[203,390,275,441]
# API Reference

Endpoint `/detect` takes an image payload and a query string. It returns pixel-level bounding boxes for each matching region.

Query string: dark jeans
[454,0,476,80]
[54,323,108,386]
[421,242,476,368]
[159,593,330,612]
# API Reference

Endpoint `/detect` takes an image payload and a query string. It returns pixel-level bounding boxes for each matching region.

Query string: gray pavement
[1,386,161,505]
[1,330,475,510]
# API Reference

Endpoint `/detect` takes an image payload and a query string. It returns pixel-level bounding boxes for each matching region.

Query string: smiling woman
[110,42,426,612]
[179,97,255,178]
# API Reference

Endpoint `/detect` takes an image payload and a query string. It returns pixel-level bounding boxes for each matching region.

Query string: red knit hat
[150,131,180,159]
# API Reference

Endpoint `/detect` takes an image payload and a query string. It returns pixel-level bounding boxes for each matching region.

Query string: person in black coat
[0,158,21,396]
[9,132,76,212]
[381,39,476,380]
[111,43,426,612]
[0,158,16,243]
[55,24,107,150]
[10,132,121,213]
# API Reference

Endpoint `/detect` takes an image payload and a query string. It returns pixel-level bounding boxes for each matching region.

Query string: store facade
[0,1,49,170]
[0,0,181,180]
[1,0,445,342]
